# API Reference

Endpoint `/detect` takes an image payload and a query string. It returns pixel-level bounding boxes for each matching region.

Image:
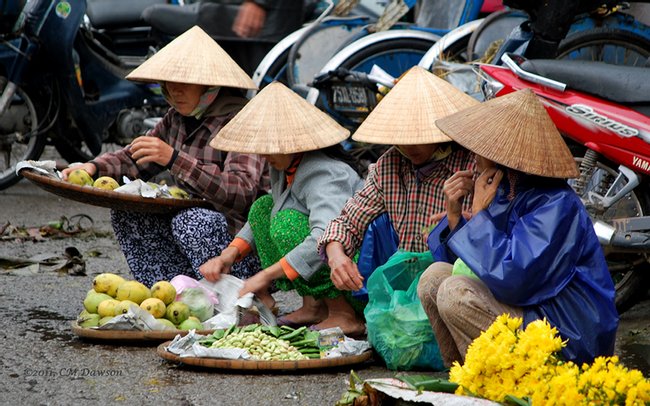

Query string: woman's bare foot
[311,315,366,337]
[279,296,327,326]
[311,296,366,337]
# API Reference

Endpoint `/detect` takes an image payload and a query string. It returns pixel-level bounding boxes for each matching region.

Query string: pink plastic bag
[169,275,219,305]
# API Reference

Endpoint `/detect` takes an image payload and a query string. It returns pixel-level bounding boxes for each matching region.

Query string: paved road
[1,157,648,405]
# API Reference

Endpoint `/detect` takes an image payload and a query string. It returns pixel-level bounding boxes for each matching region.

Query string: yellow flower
[449,314,650,405]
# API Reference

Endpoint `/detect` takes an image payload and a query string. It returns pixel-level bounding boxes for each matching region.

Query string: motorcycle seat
[86,0,167,29]
[521,59,650,104]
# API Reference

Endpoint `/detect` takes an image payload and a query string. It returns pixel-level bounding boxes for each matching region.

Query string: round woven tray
[21,169,212,214]
[71,321,215,343]
[156,341,374,371]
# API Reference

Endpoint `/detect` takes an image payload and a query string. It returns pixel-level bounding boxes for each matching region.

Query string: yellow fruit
[92,273,125,297]
[155,318,177,330]
[146,182,161,191]
[140,298,166,318]
[68,169,93,186]
[114,300,138,315]
[93,176,119,190]
[98,316,114,326]
[151,281,176,305]
[168,186,190,199]
[115,281,151,305]
[165,301,190,325]
[83,291,113,313]
[97,299,120,317]
[77,311,100,328]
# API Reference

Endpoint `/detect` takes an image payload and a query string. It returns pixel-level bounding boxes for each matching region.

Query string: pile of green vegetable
[198,324,322,361]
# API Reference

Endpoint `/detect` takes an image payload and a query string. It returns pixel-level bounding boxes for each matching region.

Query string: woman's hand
[129,136,174,167]
[199,247,238,282]
[442,170,475,229]
[326,242,363,291]
[233,1,266,38]
[239,269,274,297]
[60,163,97,181]
[472,167,503,215]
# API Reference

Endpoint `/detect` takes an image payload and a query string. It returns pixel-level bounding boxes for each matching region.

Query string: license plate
[331,84,375,113]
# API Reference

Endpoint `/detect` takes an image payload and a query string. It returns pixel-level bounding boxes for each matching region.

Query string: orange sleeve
[228,237,251,262]
[279,257,300,281]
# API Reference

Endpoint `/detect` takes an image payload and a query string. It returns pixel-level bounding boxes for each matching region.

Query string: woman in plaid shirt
[318,67,478,298]
[61,27,269,287]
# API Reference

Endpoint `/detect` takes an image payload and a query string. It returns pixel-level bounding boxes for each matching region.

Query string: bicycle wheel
[557,27,650,66]
[338,37,436,77]
[467,10,528,61]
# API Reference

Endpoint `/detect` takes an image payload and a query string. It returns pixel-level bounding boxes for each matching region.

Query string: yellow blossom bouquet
[449,314,650,405]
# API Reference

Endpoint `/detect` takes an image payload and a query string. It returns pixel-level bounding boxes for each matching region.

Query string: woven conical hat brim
[351,66,479,145]
[210,82,350,154]
[126,26,257,89]
[436,89,579,178]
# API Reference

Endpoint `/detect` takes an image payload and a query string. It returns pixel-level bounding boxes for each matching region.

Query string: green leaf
[396,374,459,393]
[504,394,532,406]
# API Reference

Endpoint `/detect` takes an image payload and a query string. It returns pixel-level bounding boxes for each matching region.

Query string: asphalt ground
[0,146,648,405]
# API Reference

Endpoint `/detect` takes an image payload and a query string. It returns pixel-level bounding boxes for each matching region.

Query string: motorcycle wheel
[557,27,650,66]
[53,127,98,164]
[0,82,47,190]
[332,38,436,167]
[569,154,650,314]
[54,134,133,164]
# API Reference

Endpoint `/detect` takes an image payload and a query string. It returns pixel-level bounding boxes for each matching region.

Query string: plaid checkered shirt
[91,107,269,234]
[318,146,475,256]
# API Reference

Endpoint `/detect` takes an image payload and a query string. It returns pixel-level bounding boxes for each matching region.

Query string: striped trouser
[111,207,260,287]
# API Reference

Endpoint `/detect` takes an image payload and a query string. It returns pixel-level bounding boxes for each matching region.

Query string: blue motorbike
[0,0,169,189]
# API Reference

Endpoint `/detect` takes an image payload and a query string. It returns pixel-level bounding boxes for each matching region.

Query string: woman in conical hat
[317,66,478,295]
[200,82,367,336]
[61,26,268,287]
[419,89,618,367]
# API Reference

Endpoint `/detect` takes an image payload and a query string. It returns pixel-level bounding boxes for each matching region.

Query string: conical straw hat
[210,82,350,154]
[435,89,579,178]
[126,26,257,89]
[351,66,479,145]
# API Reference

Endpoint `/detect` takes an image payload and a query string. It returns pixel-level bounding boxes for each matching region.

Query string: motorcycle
[480,52,650,313]
[84,0,172,67]
[0,0,169,190]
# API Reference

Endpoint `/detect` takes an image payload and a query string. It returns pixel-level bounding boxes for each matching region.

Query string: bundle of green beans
[198,324,323,361]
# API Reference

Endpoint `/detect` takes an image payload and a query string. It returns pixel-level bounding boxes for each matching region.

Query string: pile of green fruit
[66,169,120,191]
[66,168,190,198]
[77,273,204,331]
[198,324,322,361]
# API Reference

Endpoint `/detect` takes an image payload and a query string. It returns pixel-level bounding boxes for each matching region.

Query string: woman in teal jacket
[421,89,618,366]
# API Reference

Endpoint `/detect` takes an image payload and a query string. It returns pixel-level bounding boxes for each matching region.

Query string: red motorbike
[480,53,650,313]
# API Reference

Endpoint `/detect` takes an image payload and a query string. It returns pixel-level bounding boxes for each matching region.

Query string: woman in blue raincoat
[418,89,618,367]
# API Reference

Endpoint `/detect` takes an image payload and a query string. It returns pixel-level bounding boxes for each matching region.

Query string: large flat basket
[156,341,374,371]
[21,169,212,214]
[70,321,215,343]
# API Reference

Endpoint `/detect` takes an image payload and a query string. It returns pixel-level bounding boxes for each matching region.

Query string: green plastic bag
[451,257,479,279]
[363,250,444,371]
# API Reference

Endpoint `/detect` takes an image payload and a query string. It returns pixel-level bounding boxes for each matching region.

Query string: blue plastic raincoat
[428,175,618,365]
